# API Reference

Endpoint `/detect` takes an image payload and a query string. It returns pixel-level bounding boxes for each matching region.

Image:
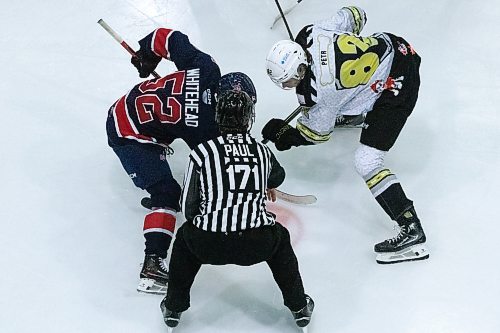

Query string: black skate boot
[292,295,314,329]
[374,207,429,264]
[335,113,366,128]
[160,298,182,329]
[137,254,169,294]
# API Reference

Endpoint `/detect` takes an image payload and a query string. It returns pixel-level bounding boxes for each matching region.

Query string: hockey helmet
[265,40,308,89]
[215,90,255,133]
[218,72,257,104]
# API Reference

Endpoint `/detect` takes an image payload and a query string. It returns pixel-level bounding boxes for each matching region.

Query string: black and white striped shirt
[181,133,285,233]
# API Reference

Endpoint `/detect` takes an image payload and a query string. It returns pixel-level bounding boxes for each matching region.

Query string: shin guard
[143,209,176,257]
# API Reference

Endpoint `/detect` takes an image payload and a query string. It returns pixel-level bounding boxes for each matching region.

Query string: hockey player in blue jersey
[106,27,257,294]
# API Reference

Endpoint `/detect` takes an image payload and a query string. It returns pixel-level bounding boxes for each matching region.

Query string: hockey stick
[271,0,303,30]
[140,187,316,209]
[267,3,315,204]
[265,0,304,145]
[272,0,296,40]
[261,105,316,205]
[97,19,161,79]
[275,189,317,205]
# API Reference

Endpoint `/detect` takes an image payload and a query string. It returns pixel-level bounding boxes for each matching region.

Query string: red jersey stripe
[152,28,174,59]
[143,209,176,233]
[113,96,137,137]
[112,95,155,143]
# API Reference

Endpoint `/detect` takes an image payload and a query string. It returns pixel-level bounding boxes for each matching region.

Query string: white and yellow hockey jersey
[295,7,395,143]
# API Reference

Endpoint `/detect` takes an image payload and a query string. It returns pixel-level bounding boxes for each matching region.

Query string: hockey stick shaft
[271,0,302,29]
[262,105,303,144]
[97,19,161,79]
[270,0,303,29]
[274,0,294,40]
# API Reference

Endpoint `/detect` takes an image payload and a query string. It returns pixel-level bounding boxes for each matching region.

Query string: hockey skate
[291,295,314,332]
[137,254,169,294]
[160,298,182,331]
[374,219,429,264]
[334,113,366,128]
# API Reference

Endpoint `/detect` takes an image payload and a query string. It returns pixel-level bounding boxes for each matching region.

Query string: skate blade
[137,278,168,295]
[376,244,429,264]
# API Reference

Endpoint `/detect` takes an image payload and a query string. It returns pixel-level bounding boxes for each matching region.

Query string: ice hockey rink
[1,0,499,332]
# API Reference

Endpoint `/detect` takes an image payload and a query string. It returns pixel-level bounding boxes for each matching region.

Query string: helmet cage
[215,90,255,133]
[218,72,257,104]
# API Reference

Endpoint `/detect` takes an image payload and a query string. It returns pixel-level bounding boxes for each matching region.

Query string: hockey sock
[363,167,414,222]
[143,208,177,257]
[147,180,181,211]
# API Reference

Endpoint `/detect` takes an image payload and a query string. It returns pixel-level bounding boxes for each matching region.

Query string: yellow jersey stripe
[296,122,331,142]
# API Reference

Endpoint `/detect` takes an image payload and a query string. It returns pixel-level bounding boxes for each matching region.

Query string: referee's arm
[181,158,202,221]
[268,152,286,189]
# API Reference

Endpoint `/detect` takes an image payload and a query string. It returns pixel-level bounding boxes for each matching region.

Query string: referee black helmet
[215,90,255,134]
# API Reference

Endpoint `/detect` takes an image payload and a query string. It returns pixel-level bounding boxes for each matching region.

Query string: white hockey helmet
[265,40,308,89]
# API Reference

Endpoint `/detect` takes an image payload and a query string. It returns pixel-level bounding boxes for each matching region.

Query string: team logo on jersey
[370,76,404,96]
[397,41,417,56]
[398,42,408,55]
[202,88,212,105]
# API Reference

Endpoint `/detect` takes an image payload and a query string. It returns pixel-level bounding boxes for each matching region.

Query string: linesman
[160,90,314,330]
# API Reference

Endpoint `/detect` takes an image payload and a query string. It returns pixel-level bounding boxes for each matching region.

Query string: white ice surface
[1,0,499,332]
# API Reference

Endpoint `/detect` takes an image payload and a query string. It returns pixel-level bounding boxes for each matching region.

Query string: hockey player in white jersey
[262,6,429,264]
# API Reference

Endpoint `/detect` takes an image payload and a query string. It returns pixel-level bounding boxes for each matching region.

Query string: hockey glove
[131,48,161,78]
[262,118,312,151]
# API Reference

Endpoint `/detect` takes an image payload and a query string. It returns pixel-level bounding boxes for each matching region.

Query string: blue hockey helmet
[218,72,257,104]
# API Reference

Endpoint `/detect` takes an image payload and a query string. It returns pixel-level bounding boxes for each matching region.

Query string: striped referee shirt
[180,133,285,233]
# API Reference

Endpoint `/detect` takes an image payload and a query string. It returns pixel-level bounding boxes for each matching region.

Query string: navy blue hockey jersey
[108,28,221,149]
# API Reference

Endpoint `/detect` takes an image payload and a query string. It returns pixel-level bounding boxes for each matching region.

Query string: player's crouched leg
[161,222,203,327]
[267,223,314,327]
[139,177,181,294]
[146,178,181,211]
[354,145,429,264]
[138,208,177,294]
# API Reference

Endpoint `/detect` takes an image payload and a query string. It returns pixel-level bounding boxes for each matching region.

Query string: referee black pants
[164,222,307,313]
